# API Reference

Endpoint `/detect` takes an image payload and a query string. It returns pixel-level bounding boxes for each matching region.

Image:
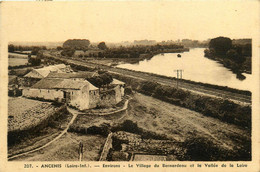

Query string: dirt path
[8,107,78,160]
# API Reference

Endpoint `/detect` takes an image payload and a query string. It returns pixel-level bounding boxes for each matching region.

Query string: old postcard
[0,1,259,171]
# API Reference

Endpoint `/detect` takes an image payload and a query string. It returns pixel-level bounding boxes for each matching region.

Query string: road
[43,53,251,104]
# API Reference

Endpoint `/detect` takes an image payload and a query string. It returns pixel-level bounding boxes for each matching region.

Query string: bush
[86,123,111,136]
[183,137,224,161]
[61,48,75,57]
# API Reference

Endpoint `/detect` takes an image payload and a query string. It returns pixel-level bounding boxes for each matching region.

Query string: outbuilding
[24,64,72,79]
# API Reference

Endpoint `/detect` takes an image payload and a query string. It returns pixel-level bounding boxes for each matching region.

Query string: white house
[23,78,99,110]
[24,64,72,79]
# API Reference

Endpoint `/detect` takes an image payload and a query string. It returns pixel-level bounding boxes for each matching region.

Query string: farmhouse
[46,72,126,106]
[24,64,72,79]
[23,78,99,110]
[23,68,126,110]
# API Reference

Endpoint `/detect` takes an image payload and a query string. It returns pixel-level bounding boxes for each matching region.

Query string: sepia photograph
[0,1,259,168]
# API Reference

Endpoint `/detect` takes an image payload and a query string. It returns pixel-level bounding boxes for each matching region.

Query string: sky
[1,1,259,43]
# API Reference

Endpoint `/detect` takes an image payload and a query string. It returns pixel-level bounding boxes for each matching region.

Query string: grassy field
[9,53,28,58]
[8,58,28,67]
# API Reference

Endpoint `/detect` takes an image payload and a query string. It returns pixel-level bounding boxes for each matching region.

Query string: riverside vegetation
[204,37,251,76]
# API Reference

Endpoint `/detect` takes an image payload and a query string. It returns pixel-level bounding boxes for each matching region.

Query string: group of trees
[60,39,185,59]
[8,44,47,53]
[63,39,90,50]
[204,37,252,73]
[97,42,108,50]
[28,55,41,66]
[205,37,251,63]
[83,44,183,59]
[87,72,113,88]
[61,48,76,57]
[100,44,184,59]
[61,39,107,57]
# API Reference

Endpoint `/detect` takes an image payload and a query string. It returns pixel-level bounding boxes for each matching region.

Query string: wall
[120,85,125,97]
[23,88,63,102]
[98,86,123,107]
[114,85,122,103]
[99,89,116,107]
[89,90,100,109]
[69,86,90,110]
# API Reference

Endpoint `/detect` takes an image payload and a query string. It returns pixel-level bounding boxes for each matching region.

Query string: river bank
[204,54,252,75]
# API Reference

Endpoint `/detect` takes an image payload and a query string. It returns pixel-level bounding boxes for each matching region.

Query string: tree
[57,46,63,51]
[226,49,245,64]
[209,37,232,55]
[63,39,90,50]
[87,73,113,88]
[31,47,41,55]
[61,48,75,57]
[8,44,15,52]
[28,55,41,66]
[98,42,107,50]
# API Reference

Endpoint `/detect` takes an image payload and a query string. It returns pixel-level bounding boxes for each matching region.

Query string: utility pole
[174,69,184,89]
[79,142,83,161]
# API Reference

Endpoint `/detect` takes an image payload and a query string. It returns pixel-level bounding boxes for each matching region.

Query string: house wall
[23,88,64,102]
[89,90,100,109]
[68,85,91,111]
[120,85,125,97]
[98,86,122,107]
[114,85,122,103]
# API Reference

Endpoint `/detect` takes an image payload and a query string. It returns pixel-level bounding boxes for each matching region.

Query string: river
[117,48,253,91]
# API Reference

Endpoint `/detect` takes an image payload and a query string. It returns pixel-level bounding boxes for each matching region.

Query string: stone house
[23,70,126,110]
[47,72,126,107]
[23,78,99,110]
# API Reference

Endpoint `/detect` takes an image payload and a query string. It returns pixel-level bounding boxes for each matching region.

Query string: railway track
[44,53,251,104]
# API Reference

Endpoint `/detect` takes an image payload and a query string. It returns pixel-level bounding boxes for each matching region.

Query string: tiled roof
[111,78,125,85]
[47,71,98,79]
[24,64,68,78]
[31,78,98,90]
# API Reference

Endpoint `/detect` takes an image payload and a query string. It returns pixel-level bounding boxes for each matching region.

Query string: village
[9,57,186,161]
[8,47,252,161]
[10,63,125,110]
